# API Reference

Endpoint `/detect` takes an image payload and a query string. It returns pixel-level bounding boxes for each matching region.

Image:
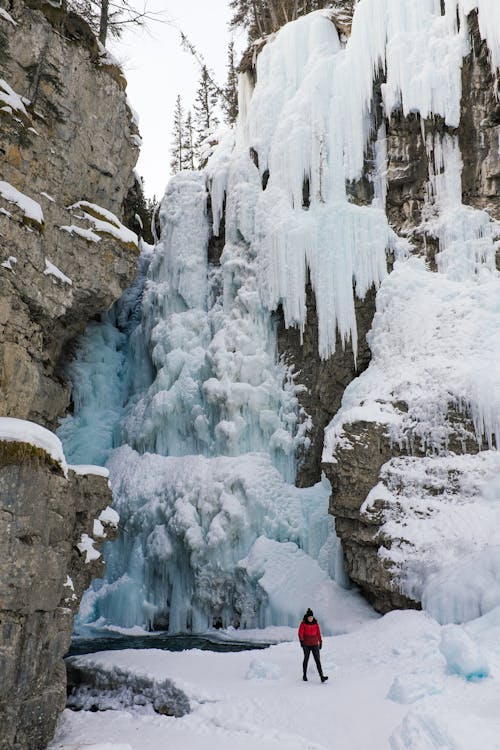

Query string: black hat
[306,608,313,617]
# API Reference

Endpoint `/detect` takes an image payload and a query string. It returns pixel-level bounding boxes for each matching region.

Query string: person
[298,608,328,683]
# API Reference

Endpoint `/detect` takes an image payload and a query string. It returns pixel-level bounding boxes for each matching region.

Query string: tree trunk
[252,0,265,36]
[99,0,109,45]
[266,0,280,30]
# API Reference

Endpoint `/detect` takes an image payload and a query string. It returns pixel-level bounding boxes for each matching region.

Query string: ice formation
[60,0,500,633]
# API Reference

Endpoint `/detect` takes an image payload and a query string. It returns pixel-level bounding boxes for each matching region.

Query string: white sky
[111,1,240,200]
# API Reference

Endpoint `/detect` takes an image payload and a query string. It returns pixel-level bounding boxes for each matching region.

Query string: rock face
[0,0,140,428]
[277,13,500,612]
[0,444,115,750]
[0,1,140,746]
[278,283,376,488]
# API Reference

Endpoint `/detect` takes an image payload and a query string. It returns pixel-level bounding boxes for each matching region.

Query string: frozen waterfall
[59,0,500,634]
[60,167,360,633]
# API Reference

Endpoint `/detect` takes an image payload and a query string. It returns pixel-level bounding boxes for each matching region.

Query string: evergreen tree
[182,110,195,171]
[229,0,337,42]
[193,66,220,167]
[223,40,239,126]
[170,94,184,175]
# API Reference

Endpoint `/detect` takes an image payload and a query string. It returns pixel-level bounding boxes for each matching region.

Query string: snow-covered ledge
[0,417,68,476]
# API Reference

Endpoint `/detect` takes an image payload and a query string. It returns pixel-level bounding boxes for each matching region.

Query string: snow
[69,464,110,478]
[99,506,119,527]
[67,201,138,247]
[1,255,17,270]
[44,258,73,285]
[59,225,101,243]
[77,533,101,563]
[439,624,490,681]
[0,7,16,24]
[0,79,28,116]
[0,417,68,476]
[40,191,55,202]
[48,608,500,750]
[0,180,43,225]
[68,202,122,228]
[97,40,123,70]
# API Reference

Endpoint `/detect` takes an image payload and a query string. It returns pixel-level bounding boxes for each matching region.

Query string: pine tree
[170,94,184,175]
[193,66,220,167]
[229,0,337,42]
[182,111,195,171]
[223,40,239,126]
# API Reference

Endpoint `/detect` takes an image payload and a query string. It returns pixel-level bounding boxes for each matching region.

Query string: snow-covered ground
[49,606,500,750]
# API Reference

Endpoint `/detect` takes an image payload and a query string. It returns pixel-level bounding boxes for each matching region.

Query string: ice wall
[320,2,500,622]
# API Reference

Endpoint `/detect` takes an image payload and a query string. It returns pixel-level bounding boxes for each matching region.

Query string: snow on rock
[324,250,500,462]
[93,519,106,539]
[44,258,73,285]
[68,201,137,247]
[59,224,101,243]
[0,417,68,476]
[0,78,28,116]
[69,464,110,478]
[77,533,101,563]
[439,624,490,681]
[97,40,123,70]
[0,180,43,226]
[99,506,119,527]
[0,7,16,24]
[1,255,17,270]
[68,201,123,228]
[357,452,500,621]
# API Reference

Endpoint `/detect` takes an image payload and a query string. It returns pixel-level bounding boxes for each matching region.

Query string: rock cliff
[0,445,115,750]
[0,0,140,428]
[0,0,140,746]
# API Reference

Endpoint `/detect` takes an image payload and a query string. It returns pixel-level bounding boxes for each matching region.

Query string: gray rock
[0,443,115,750]
[0,1,139,746]
[66,658,191,718]
[0,0,139,429]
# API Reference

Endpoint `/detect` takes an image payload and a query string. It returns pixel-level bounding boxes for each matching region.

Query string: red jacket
[298,620,322,647]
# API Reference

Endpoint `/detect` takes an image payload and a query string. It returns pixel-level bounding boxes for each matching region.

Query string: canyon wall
[0,0,140,746]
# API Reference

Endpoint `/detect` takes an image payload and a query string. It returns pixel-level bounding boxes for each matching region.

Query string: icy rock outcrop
[0,439,115,750]
[0,0,139,429]
[319,7,500,614]
[66,658,190,717]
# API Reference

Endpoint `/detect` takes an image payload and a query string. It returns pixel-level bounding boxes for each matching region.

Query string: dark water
[67,632,272,657]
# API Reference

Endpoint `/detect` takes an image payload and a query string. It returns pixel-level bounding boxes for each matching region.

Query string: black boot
[303,674,308,681]
[320,675,328,683]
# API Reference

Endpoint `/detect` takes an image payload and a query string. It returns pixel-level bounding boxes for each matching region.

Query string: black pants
[302,645,323,677]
